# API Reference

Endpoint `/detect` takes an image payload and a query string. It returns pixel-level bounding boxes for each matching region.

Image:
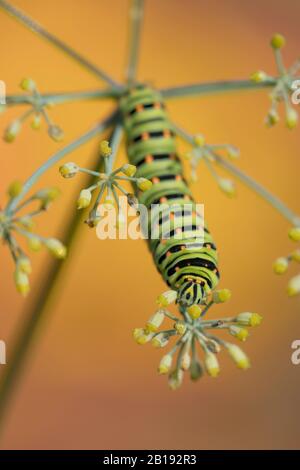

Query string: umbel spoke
[125,0,145,85]
[0,0,122,88]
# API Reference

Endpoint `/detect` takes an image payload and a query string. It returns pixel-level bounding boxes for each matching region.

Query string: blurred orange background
[0,0,300,450]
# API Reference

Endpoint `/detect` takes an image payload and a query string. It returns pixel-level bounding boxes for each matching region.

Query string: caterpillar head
[177,280,204,307]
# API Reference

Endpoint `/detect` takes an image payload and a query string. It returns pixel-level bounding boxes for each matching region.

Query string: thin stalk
[6,110,118,214]
[174,123,300,226]
[160,78,289,100]
[0,0,121,87]
[0,129,115,435]
[125,0,145,85]
[106,124,124,173]
[6,89,122,107]
[214,154,300,226]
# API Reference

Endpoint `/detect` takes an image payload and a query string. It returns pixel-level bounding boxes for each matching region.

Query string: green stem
[6,89,122,107]
[125,0,145,85]
[0,0,121,87]
[174,123,300,226]
[0,130,115,436]
[106,123,124,173]
[6,110,118,214]
[160,78,285,100]
[214,154,300,226]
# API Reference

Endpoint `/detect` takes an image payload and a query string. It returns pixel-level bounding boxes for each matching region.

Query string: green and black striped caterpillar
[120,86,220,307]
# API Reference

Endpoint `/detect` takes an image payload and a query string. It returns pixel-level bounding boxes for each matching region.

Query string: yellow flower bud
[250,70,268,83]
[218,178,236,197]
[133,328,153,345]
[187,305,202,320]
[156,290,177,307]
[235,312,263,327]
[174,321,186,335]
[288,227,300,242]
[158,354,173,374]
[287,274,300,297]
[151,333,169,348]
[194,134,205,146]
[291,249,300,263]
[45,238,67,259]
[206,339,221,354]
[205,352,220,378]
[20,77,36,92]
[146,309,165,332]
[286,108,298,130]
[36,187,60,206]
[27,236,42,251]
[212,288,232,303]
[137,178,152,191]
[270,33,286,49]
[77,189,92,209]
[229,325,249,342]
[17,256,32,275]
[226,344,250,369]
[265,109,279,127]
[14,269,30,296]
[227,145,240,159]
[31,114,41,130]
[190,360,204,381]
[48,125,64,142]
[19,216,34,231]
[4,120,21,142]
[168,369,183,390]
[181,352,191,371]
[100,140,112,157]
[59,162,79,178]
[7,180,23,198]
[122,163,137,177]
[273,257,289,274]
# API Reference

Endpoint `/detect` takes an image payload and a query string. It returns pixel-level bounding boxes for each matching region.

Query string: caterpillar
[120,86,220,307]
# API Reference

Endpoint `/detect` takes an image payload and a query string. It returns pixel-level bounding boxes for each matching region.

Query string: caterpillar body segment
[120,86,220,307]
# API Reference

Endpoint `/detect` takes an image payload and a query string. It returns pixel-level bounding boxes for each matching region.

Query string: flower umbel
[250,34,299,129]
[273,225,300,296]
[3,78,64,143]
[0,181,67,296]
[133,288,262,389]
[181,132,239,196]
[59,138,151,228]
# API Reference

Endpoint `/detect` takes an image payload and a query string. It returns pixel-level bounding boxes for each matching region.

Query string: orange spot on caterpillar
[154,102,161,110]
[136,104,144,112]
[163,130,171,138]
[145,154,153,163]
[160,197,167,203]
[142,132,149,141]
[152,177,160,184]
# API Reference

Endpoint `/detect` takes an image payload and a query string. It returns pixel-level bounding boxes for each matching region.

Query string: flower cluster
[59,139,152,227]
[250,34,299,129]
[273,226,300,296]
[3,78,64,143]
[0,181,67,296]
[133,288,262,389]
[183,133,239,197]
